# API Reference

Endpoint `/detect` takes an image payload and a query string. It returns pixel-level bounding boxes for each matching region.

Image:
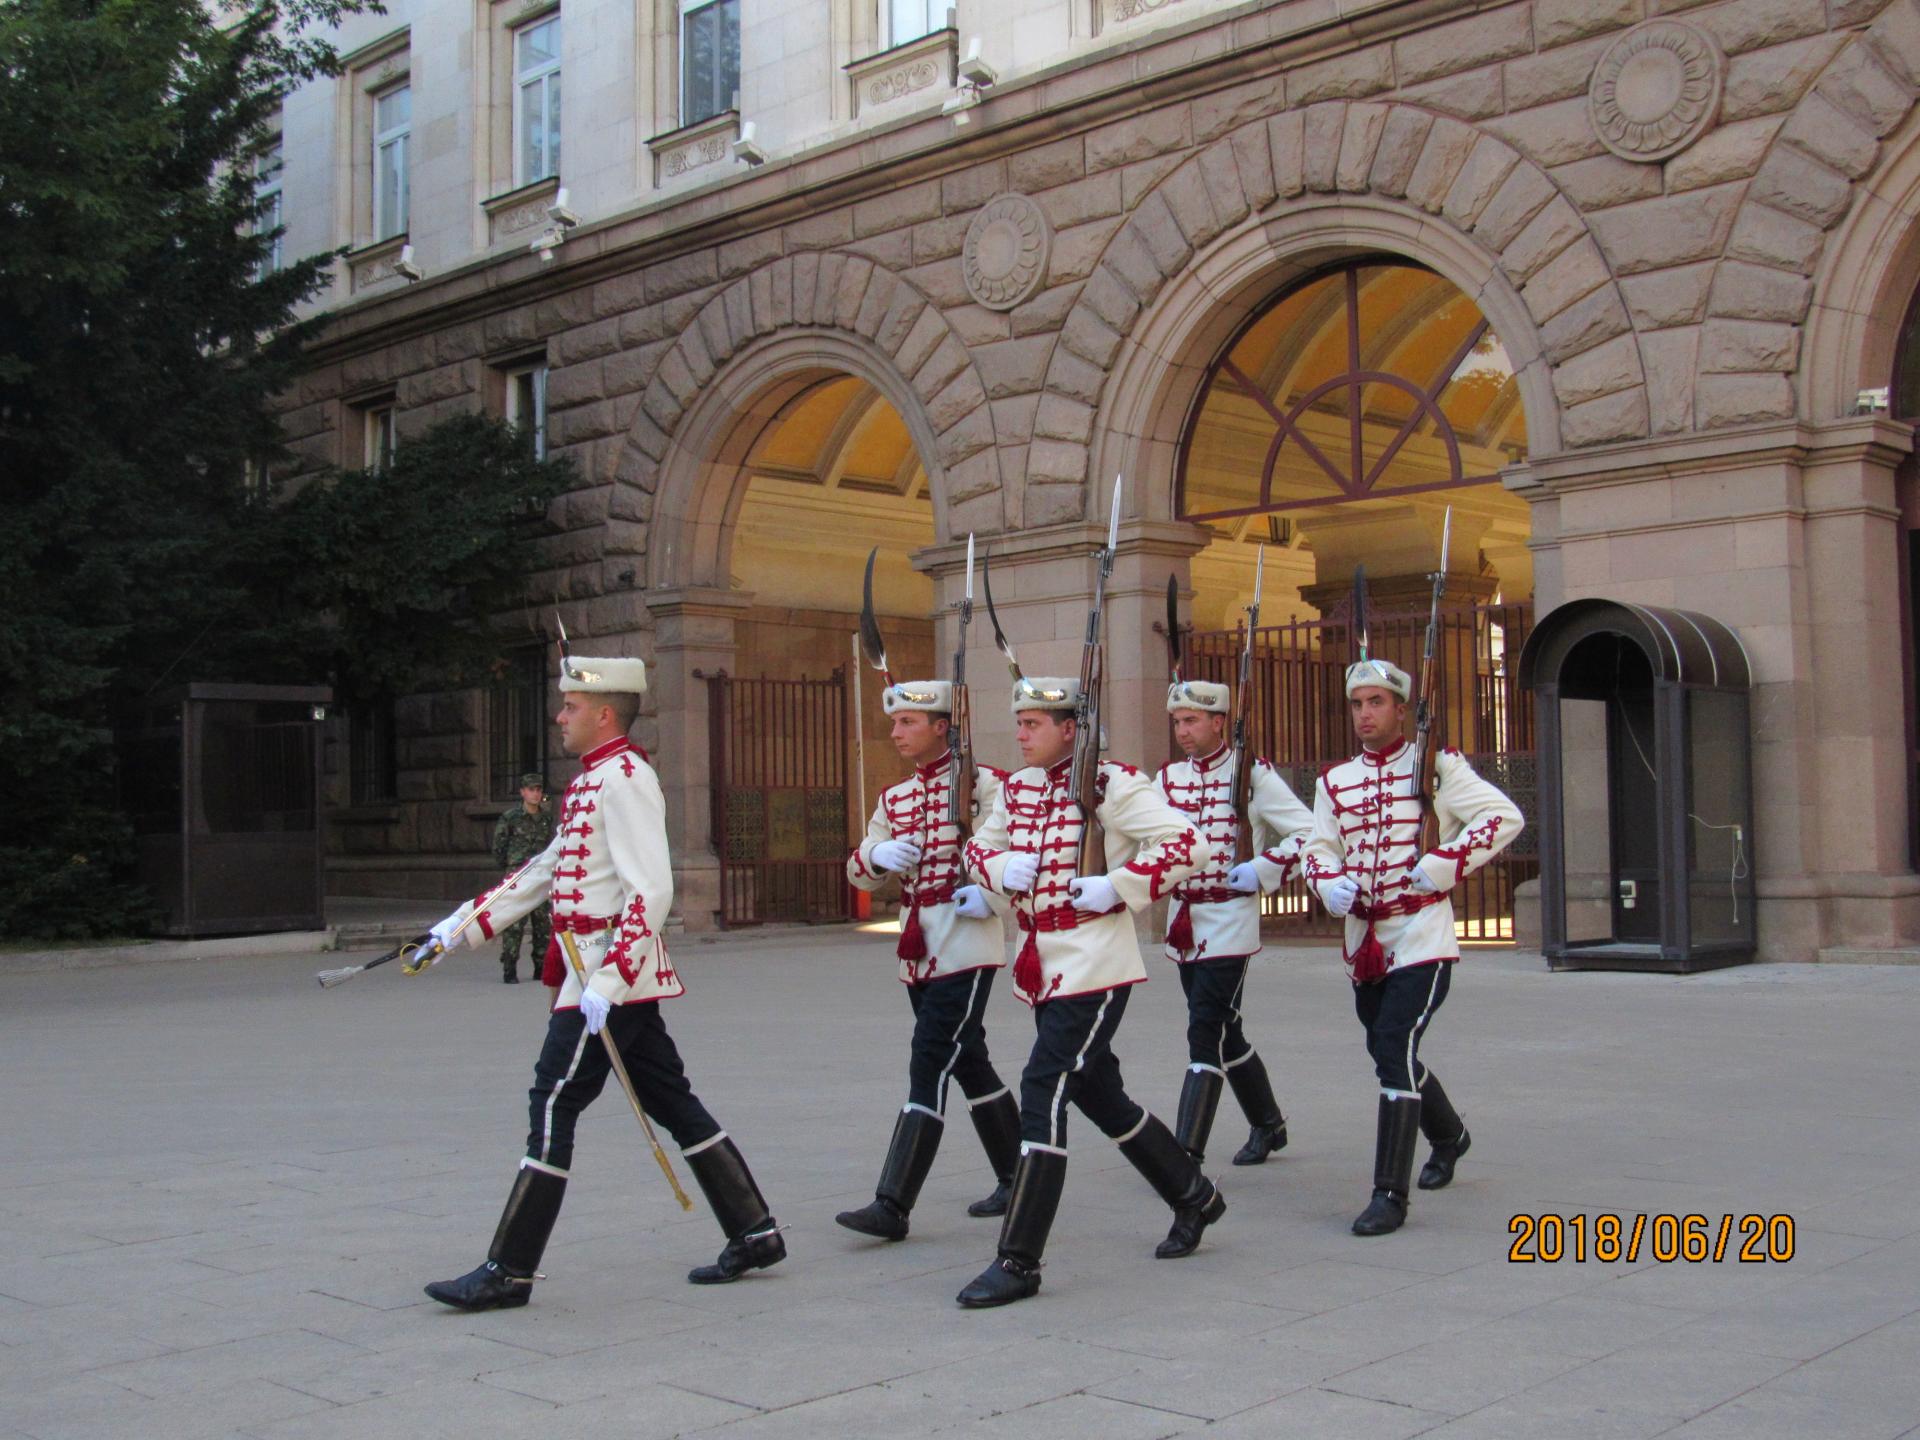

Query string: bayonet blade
[1352,564,1369,662]
[1105,474,1122,560]
[1438,505,1453,576]
[1250,544,1265,621]
[1165,574,1182,681]
[982,551,1023,680]
[859,547,891,679]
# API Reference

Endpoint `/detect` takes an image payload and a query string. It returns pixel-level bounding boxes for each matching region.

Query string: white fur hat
[1345,657,1411,700]
[1166,679,1230,715]
[559,655,649,695]
[882,680,952,715]
[1011,676,1080,713]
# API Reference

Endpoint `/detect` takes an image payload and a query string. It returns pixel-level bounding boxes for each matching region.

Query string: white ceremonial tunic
[1156,745,1315,965]
[453,736,683,1010]
[1300,739,1523,979]
[966,758,1210,1004]
[847,752,1010,985]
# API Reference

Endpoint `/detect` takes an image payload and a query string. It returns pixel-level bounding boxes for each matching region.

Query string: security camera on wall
[732,121,767,166]
[531,227,565,262]
[547,187,580,229]
[393,243,423,282]
[958,37,997,87]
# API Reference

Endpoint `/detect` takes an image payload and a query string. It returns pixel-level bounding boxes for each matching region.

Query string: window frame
[679,0,740,127]
[488,648,552,801]
[513,12,563,188]
[371,82,411,242]
[254,140,285,276]
[364,401,397,472]
[503,360,549,460]
[888,0,945,47]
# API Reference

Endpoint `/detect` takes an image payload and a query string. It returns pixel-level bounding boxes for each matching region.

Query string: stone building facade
[279,0,1920,959]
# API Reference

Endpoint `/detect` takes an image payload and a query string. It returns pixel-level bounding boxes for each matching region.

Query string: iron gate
[707,669,854,928]
[1184,601,1536,942]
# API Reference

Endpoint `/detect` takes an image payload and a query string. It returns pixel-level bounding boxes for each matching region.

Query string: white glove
[951,885,992,920]
[1226,861,1261,894]
[579,988,612,1036]
[1000,852,1039,894]
[1323,875,1360,918]
[1407,863,1439,895]
[1069,875,1119,913]
[428,912,468,953]
[871,839,923,874]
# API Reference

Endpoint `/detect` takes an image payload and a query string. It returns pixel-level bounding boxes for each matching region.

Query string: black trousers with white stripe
[1177,955,1257,1069]
[1017,986,1145,1150]
[525,1002,722,1173]
[1352,960,1453,1094]
[905,968,1007,1113]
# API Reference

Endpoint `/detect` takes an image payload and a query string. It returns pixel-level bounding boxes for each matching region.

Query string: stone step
[1815,946,1920,966]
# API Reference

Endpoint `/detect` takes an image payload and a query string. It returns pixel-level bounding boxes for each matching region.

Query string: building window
[489,649,550,799]
[254,141,284,275]
[373,83,411,241]
[504,360,548,459]
[889,0,947,45]
[350,700,397,804]
[515,14,562,186]
[681,0,739,126]
[364,401,397,471]
[1177,259,1529,527]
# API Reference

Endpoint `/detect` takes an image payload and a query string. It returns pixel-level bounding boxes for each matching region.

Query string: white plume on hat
[882,680,952,715]
[1345,657,1411,700]
[558,656,649,695]
[1166,679,1230,715]
[1011,676,1080,713]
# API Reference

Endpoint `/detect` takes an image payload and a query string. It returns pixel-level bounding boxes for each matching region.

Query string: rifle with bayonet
[1409,508,1453,853]
[949,534,978,835]
[1069,477,1124,876]
[1228,545,1265,865]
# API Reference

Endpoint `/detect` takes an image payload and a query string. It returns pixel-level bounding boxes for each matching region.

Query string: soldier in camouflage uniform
[491,773,554,983]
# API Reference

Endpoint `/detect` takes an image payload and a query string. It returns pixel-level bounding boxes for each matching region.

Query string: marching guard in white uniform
[418,654,786,1308]
[955,677,1221,1307]
[1157,679,1314,1167]
[1302,657,1523,1236]
[839,678,1023,1240]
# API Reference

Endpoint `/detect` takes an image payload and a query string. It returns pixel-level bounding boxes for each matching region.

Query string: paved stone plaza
[4,930,1919,1439]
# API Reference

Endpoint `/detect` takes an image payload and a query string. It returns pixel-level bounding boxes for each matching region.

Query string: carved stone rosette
[962,194,1051,312]
[1588,19,1723,164]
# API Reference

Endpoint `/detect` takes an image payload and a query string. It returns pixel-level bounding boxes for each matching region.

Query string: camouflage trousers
[498,907,552,976]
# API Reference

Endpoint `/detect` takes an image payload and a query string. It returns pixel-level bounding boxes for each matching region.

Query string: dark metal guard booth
[1517,601,1755,973]
[119,684,331,937]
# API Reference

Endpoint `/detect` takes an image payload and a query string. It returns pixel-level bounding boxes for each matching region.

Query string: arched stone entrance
[624,327,960,929]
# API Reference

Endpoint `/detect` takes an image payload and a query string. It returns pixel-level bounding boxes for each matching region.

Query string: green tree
[0,1,570,939]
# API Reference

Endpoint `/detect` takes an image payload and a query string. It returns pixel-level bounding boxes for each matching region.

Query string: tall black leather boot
[424,1163,566,1311]
[685,1136,787,1284]
[966,1090,1022,1218]
[955,1146,1064,1307]
[1352,1094,1421,1236]
[1118,1114,1226,1259]
[836,1107,942,1241]
[1225,1053,1289,1166]
[1173,1065,1225,1165]
[1417,1073,1470,1190]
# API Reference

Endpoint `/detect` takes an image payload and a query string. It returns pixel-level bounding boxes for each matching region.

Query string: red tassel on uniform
[540,935,565,989]
[1013,929,1043,998]
[1166,899,1194,957]
[897,902,928,963]
[1348,925,1389,985]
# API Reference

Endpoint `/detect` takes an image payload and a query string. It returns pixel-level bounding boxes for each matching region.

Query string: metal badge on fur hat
[882,680,952,715]
[1166,679,1230,714]
[559,655,648,694]
[1012,676,1079,712]
[1346,657,1410,700]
